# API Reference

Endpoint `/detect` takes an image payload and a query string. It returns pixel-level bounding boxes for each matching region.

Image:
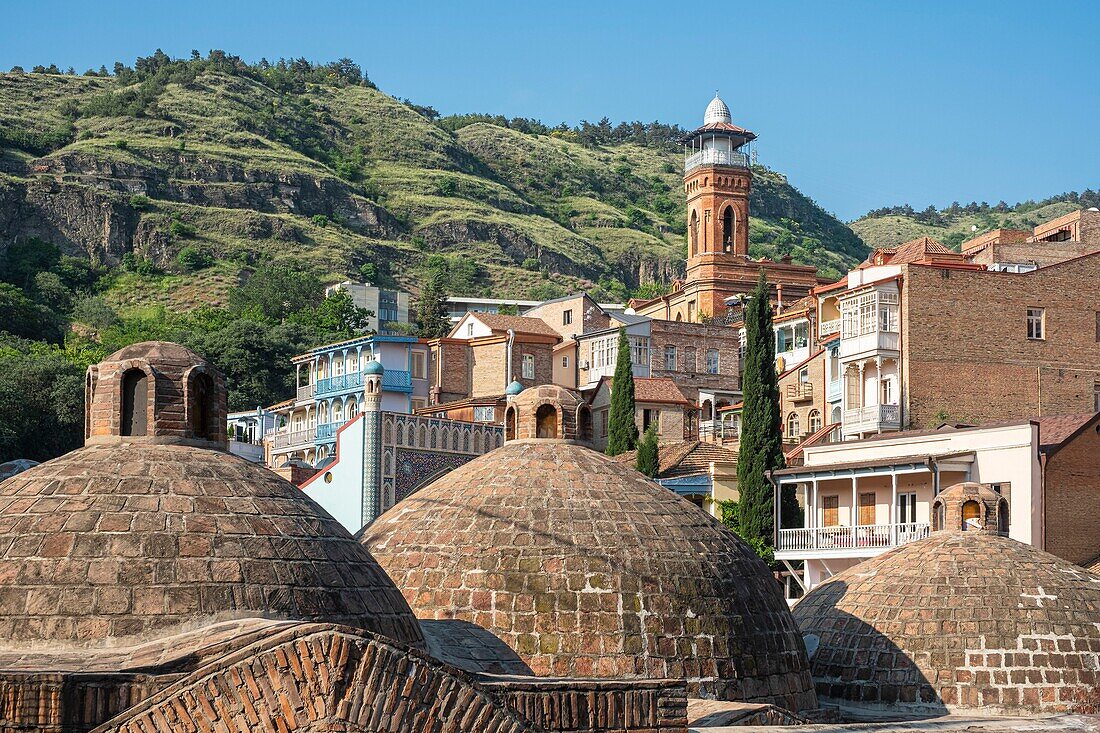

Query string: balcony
[839,330,900,359]
[382,369,413,393]
[685,148,750,173]
[786,383,813,403]
[297,383,315,401]
[315,421,341,442]
[700,420,738,442]
[317,371,363,397]
[843,404,901,435]
[777,522,930,556]
[271,428,314,450]
[826,378,842,403]
[819,318,840,337]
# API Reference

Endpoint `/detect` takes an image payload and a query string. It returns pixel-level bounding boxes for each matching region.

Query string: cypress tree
[605,328,638,456]
[636,425,659,477]
[415,270,450,339]
[736,271,788,545]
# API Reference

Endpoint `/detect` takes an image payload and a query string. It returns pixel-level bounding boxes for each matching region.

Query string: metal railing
[271,428,313,450]
[317,371,363,397]
[685,149,750,173]
[777,522,929,552]
[700,420,739,441]
[382,369,412,392]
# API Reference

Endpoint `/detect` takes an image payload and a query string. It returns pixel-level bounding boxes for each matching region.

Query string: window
[467,322,475,338]
[535,403,557,438]
[786,412,800,438]
[859,492,876,526]
[473,406,495,422]
[120,368,149,437]
[411,351,427,380]
[521,353,535,380]
[562,356,569,368]
[664,345,677,371]
[822,496,839,527]
[599,410,608,437]
[705,349,719,375]
[807,409,822,434]
[1095,382,1100,412]
[563,309,573,326]
[962,500,981,530]
[897,492,917,524]
[642,408,659,432]
[881,378,894,405]
[630,337,649,366]
[799,367,809,383]
[1026,307,1044,340]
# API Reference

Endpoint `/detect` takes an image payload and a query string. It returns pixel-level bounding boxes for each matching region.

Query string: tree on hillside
[606,328,638,456]
[415,271,451,339]
[636,425,659,477]
[736,271,790,546]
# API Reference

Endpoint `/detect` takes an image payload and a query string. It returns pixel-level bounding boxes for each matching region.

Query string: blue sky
[3,0,1098,220]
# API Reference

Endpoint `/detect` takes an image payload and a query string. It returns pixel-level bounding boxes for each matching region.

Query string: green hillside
[0,52,868,317]
[851,195,1098,251]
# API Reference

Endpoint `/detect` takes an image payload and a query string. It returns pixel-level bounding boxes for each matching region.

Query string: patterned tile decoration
[362,439,817,713]
[794,531,1100,716]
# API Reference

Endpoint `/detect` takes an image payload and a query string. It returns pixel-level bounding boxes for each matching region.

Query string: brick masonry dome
[931,481,1009,534]
[361,439,817,712]
[0,343,424,651]
[793,531,1100,716]
[504,383,592,442]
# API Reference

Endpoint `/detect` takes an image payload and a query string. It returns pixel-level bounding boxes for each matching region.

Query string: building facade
[326,281,411,334]
[588,376,694,450]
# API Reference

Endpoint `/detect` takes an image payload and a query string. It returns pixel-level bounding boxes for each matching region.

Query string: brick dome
[362,400,816,711]
[793,531,1100,716]
[0,343,424,650]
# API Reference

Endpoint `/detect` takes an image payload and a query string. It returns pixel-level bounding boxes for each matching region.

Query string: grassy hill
[0,53,869,318]
[851,197,1096,252]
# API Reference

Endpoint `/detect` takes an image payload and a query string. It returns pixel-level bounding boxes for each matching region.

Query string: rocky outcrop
[608,248,684,289]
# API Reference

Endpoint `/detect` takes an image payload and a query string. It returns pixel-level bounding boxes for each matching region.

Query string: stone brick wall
[903,259,1100,428]
[469,339,554,398]
[1043,415,1100,565]
[648,321,741,402]
[430,339,472,404]
[777,348,828,443]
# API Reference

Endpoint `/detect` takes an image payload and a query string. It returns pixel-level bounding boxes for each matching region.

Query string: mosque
[0,343,1096,732]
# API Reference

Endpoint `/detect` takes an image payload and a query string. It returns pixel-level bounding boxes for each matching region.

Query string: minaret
[683,93,755,262]
[361,359,384,527]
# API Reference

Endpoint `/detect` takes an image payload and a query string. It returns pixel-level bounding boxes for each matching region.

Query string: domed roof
[793,531,1100,716]
[505,380,525,396]
[105,340,207,364]
[704,93,732,125]
[0,443,424,650]
[362,439,816,711]
[363,359,384,375]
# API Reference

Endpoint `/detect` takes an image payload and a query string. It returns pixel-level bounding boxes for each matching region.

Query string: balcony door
[897,492,917,524]
[859,492,876,525]
[822,496,839,527]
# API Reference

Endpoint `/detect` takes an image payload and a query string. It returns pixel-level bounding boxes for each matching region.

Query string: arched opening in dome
[722,206,734,252]
[505,406,517,441]
[120,368,149,437]
[932,499,945,531]
[535,403,558,439]
[961,500,981,530]
[188,371,218,440]
[576,405,592,443]
[997,498,1010,534]
[689,210,699,257]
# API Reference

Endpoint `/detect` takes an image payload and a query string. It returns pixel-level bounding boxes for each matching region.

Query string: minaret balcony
[685,148,749,173]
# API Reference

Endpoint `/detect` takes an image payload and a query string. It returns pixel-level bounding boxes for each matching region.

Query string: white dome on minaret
[704,93,732,125]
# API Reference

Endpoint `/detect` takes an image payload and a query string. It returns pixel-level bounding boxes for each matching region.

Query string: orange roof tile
[470,313,560,338]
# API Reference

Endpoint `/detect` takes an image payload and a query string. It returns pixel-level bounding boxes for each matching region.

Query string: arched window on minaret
[120,368,149,437]
[722,207,734,252]
[689,210,699,257]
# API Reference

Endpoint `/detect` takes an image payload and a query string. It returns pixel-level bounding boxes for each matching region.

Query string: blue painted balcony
[382,369,412,393]
[316,371,363,397]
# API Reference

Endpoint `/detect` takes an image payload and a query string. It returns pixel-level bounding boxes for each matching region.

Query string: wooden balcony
[786,383,813,402]
[777,522,929,557]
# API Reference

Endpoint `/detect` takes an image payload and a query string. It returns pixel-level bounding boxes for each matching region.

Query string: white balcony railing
[296,383,315,401]
[777,522,929,553]
[700,420,738,441]
[685,148,750,173]
[840,330,900,358]
[271,428,313,450]
[843,404,900,434]
[819,318,841,337]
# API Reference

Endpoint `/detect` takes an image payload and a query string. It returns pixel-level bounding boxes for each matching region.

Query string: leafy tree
[415,271,451,339]
[0,338,86,462]
[1,238,61,289]
[736,271,787,546]
[0,284,65,343]
[175,245,214,272]
[293,290,373,338]
[71,296,119,330]
[605,328,638,456]
[635,424,659,477]
[228,265,324,323]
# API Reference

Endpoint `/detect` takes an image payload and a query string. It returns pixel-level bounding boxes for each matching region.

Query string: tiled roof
[879,237,970,266]
[601,377,691,406]
[615,440,739,479]
[470,313,560,338]
[784,422,840,464]
[1083,553,1100,575]
[1037,413,1096,450]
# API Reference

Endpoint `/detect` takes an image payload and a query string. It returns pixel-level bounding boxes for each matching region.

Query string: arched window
[505,407,517,441]
[997,498,1010,534]
[932,499,945,531]
[786,412,800,439]
[188,371,217,440]
[120,368,149,437]
[830,405,842,424]
[808,409,822,434]
[961,500,981,530]
[576,405,592,443]
[722,207,734,252]
[535,404,558,439]
[689,210,699,257]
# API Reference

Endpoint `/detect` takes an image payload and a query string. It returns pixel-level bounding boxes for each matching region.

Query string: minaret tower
[683,93,755,262]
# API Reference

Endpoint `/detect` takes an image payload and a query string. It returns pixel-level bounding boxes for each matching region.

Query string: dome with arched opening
[363,385,817,711]
[794,530,1100,716]
[0,342,423,651]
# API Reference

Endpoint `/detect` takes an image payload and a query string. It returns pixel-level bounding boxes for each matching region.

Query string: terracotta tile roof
[1037,413,1096,450]
[600,377,692,406]
[784,422,840,464]
[1083,554,1100,575]
[471,313,560,338]
[614,440,739,479]
[870,236,973,267]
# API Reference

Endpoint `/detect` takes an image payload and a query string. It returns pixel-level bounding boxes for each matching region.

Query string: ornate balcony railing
[777,522,929,553]
[819,318,841,337]
[786,383,813,402]
[317,371,363,397]
[685,149,750,173]
[826,378,842,403]
[843,404,901,433]
[315,422,341,442]
[382,369,412,392]
[271,428,313,450]
[296,383,315,401]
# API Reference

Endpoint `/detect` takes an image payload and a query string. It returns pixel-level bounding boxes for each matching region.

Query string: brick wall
[1043,416,1100,565]
[524,295,610,340]
[777,348,828,443]
[430,340,471,404]
[649,321,741,402]
[903,260,1100,427]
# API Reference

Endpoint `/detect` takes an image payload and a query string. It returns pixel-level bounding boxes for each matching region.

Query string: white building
[226,407,277,463]
[326,281,411,334]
